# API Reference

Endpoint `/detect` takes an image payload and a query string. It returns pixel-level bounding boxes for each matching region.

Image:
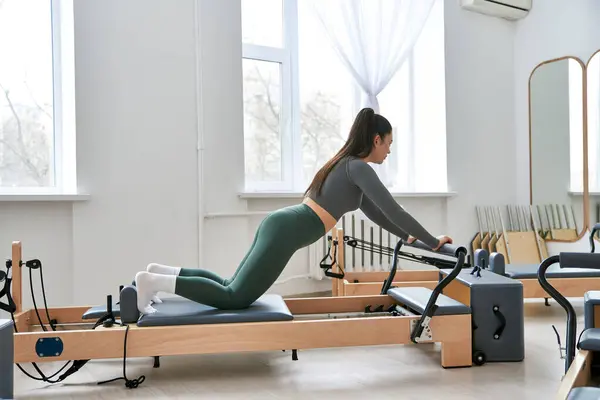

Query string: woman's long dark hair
[304,107,392,196]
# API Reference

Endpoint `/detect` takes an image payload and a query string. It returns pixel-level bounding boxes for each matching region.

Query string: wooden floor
[13,297,582,399]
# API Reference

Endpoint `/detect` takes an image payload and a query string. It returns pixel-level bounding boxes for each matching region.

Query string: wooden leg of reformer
[434,314,473,368]
[12,310,31,333]
[327,228,346,297]
[331,276,338,296]
[335,229,345,297]
[440,336,473,368]
[12,241,22,314]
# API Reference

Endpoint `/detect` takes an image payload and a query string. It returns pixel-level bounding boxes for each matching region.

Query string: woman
[135,108,452,314]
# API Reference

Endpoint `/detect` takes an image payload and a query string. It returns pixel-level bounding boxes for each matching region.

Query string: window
[241,0,447,193]
[569,58,584,193]
[0,0,76,193]
[587,56,600,193]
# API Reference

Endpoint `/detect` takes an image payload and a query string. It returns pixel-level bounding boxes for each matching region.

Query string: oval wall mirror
[587,50,600,240]
[529,56,588,242]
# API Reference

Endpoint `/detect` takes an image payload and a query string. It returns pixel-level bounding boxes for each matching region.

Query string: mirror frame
[586,49,600,242]
[528,55,589,242]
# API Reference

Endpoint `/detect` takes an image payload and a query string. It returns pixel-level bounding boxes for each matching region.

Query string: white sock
[146,264,180,303]
[151,294,163,304]
[135,271,177,315]
[146,263,181,276]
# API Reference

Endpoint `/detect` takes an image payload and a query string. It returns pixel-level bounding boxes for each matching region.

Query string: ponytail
[304,108,390,197]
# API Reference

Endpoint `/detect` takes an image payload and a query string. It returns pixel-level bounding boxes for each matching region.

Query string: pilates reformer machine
[470,224,600,302]
[326,226,600,303]
[0,234,525,398]
[537,250,600,399]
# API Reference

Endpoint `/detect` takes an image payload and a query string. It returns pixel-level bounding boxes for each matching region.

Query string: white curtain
[310,0,435,113]
[310,0,435,186]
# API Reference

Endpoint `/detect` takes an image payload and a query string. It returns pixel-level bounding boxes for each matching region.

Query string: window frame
[241,0,299,193]
[0,0,77,195]
[241,0,444,194]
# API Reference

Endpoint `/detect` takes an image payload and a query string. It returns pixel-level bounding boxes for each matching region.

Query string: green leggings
[174,203,326,310]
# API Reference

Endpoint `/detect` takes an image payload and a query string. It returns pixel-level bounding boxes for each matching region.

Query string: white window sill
[569,191,596,196]
[239,191,457,199]
[0,191,90,202]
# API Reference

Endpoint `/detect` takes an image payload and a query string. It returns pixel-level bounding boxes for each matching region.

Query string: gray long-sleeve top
[307,156,440,249]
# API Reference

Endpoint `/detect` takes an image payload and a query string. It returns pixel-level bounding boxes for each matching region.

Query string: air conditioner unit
[460,0,531,21]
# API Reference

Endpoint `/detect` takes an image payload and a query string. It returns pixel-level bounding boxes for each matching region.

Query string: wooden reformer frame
[555,337,597,399]
[5,239,474,381]
[328,228,600,300]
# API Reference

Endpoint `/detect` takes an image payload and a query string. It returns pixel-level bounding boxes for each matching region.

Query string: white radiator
[308,211,406,279]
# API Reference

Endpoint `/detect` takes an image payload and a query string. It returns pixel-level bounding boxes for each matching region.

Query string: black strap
[492,305,506,340]
[0,260,15,314]
[470,265,482,277]
[319,236,344,279]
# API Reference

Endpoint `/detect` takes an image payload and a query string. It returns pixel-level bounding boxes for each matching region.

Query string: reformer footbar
[538,251,600,399]
[319,234,471,280]
[539,252,600,373]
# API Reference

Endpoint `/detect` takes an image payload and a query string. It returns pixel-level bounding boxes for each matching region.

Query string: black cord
[33,259,56,330]
[10,260,75,383]
[29,266,47,331]
[5,256,144,389]
[97,323,146,389]
[7,258,82,384]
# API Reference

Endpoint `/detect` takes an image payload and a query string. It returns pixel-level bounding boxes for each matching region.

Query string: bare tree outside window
[243,60,282,183]
[241,0,448,194]
[242,62,347,189]
[0,0,53,187]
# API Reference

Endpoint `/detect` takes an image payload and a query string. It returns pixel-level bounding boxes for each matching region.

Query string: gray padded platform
[118,284,295,326]
[568,387,600,400]
[504,264,600,279]
[579,328,600,351]
[0,319,13,400]
[135,294,294,327]
[82,303,121,320]
[585,291,600,329]
[387,287,470,315]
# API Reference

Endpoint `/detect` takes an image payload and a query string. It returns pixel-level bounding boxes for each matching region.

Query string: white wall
[70,0,200,305]
[514,0,600,252]
[1,0,201,313]
[443,0,516,242]
[0,0,540,314]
